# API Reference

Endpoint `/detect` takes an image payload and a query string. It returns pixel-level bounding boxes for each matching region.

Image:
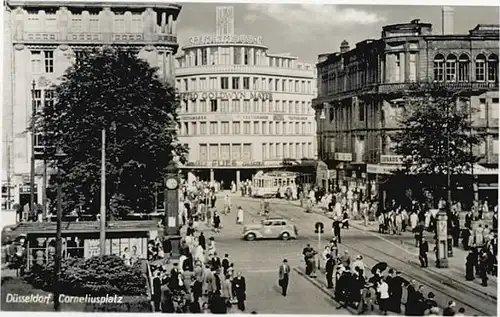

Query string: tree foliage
[39,48,187,217]
[392,84,484,184]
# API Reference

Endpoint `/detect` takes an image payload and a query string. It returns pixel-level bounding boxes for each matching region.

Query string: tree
[391,84,484,202]
[40,48,188,217]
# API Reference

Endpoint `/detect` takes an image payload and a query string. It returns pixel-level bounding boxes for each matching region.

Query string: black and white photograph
[0,0,499,315]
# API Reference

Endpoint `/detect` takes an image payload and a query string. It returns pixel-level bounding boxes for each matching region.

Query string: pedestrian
[340,250,351,268]
[389,270,405,313]
[405,280,417,316]
[414,223,424,247]
[222,253,230,275]
[419,237,429,268]
[198,231,206,250]
[415,285,426,316]
[152,271,162,311]
[236,206,244,224]
[443,300,456,316]
[377,278,390,315]
[278,259,291,296]
[336,266,353,309]
[465,250,475,281]
[221,273,233,307]
[213,212,221,233]
[479,251,489,286]
[232,272,246,311]
[425,292,438,314]
[302,244,315,276]
[325,254,335,289]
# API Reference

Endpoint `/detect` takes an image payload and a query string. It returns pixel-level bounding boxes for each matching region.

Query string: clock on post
[164,159,181,257]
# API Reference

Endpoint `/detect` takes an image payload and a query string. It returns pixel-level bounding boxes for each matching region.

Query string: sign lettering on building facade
[380,155,403,165]
[334,152,353,161]
[180,114,271,121]
[189,34,264,45]
[286,116,309,121]
[182,115,207,121]
[180,91,273,101]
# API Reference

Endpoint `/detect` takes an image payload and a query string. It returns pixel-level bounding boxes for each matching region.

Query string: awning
[472,164,499,176]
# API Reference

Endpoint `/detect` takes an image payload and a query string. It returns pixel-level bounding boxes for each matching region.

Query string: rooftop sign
[189,34,264,46]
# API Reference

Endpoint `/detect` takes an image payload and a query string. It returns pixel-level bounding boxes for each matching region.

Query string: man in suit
[419,237,429,268]
[152,271,162,311]
[232,271,246,311]
[278,259,291,296]
[211,252,222,271]
[222,253,231,275]
[169,262,181,291]
[325,254,335,289]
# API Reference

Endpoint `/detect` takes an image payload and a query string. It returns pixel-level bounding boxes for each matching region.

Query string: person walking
[419,237,429,268]
[325,254,335,289]
[213,212,221,233]
[278,259,291,296]
[378,278,390,315]
[232,272,246,311]
[236,206,244,224]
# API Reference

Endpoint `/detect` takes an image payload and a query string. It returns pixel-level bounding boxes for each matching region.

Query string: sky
[175,3,500,62]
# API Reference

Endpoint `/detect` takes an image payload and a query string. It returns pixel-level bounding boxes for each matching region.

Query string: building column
[167,14,173,34]
[172,18,177,34]
[399,52,405,82]
[404,51,410,82]
[161,12,167,33]
[210,169,215,183]
[197,48,202,65]
[249,48,255,65]
[240,47,245,64]
[236,170,241,189]
[229,47,234,64]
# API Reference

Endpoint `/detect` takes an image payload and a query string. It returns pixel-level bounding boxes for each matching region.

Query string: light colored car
[242,218,298,241]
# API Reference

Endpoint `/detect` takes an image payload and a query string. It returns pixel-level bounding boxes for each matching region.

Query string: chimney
[340,40,350,53]
[441,6,454,35]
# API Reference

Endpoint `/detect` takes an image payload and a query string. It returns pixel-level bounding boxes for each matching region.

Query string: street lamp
[30,80,36,217]
[53,147,66,311]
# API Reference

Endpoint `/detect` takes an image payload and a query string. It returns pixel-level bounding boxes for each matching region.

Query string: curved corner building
[175,6,317,186]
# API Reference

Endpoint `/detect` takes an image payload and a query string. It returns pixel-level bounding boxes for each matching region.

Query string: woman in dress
[236,206,244,225]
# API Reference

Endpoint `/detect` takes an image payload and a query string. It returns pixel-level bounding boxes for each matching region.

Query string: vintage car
[242,217,298,241]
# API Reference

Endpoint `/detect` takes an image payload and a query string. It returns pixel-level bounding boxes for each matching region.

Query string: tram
[251,171,313,199]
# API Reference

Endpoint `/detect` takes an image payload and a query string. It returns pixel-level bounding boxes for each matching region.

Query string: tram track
[235,197,497,316]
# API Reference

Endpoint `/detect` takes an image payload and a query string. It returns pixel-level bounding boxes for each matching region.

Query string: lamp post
[100,128,106,255]
[53,147,66,311]
[319,108,326,161]
[30,80,36,216]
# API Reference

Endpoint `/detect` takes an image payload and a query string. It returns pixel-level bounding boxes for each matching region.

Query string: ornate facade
[313,17,499,202]
[2,1,182,209]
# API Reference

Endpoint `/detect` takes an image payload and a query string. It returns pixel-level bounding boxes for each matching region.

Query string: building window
[491,98,499,119]
[433,54,445,82]
[71,18,83,33]
[194,50,199,66]
[252,100,259,112]
[114,17,127,33]
[221,100,229,112]
[268,78,273,91]
[44,90,54,109]
[262,122,268,134]
[89,18,100,33]
[211,47,218,65]
[183,79,189,91]
[243,77,250,90]
[210,122,218,135]
[295,80,299,92]
[33,89,42,112]
[262,143,268,159]
[42,50,54,73]
[191,78,197,90]
[191,122,197,135]
[275,79,280,91]
[221,121,229,134]
[269,121,274,134]
[458,54,470,82]
[210,100,218,112]
[359,103,365,121]
[232,77,240,90]
[233,122,241,134]
[201,48,208,65]
[493,139,499,154]
[475,54,486,82]
[254,121,260,134]
[244,48,250,65]
[232,99,241,112]
[184,122,190,136]
[445,55,457,82]
[221,77,229,89]
[31,51,42,73]
[243,100,250,112]
[200,122,207,135]
[233,47,242,65]
[209,77,217,89]
[487,54,498,83]
[295,101,300,113]
[253,77,258,90]
[130,17,141,33]
[301,101,306,114]
[243,121,251,134]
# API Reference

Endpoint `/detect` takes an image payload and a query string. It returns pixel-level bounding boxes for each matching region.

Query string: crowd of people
[308,239,471,316]
[147,180,249,313]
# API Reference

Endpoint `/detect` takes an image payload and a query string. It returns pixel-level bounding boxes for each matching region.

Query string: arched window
[487,54,498,83]
[433,54,445,82]
[458,54,470,82]
[445,54,457,82]
[475,54,486,82]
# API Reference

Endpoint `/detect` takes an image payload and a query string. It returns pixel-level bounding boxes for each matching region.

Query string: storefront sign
[366,164,401,175]
[334,153,352,161]
[181,115,207,121]
[286,116,309,121]
[189,34,263,45]
[237,115,270,120]
[380,155,403,165]
[180,91,273,101]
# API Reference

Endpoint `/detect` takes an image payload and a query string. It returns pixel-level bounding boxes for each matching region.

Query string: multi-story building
[2,1,182,210]
[175,7,317,186]
[313,7,499,204]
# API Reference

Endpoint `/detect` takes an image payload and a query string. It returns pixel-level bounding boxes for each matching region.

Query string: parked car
[242,217,298,241]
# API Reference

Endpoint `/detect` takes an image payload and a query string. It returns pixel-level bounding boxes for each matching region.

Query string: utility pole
[100,128,106,255]
[30,80,36,216]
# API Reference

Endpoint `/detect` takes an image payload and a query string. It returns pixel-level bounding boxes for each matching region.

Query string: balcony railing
[176,64,313,78]
[378,81,499,94]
